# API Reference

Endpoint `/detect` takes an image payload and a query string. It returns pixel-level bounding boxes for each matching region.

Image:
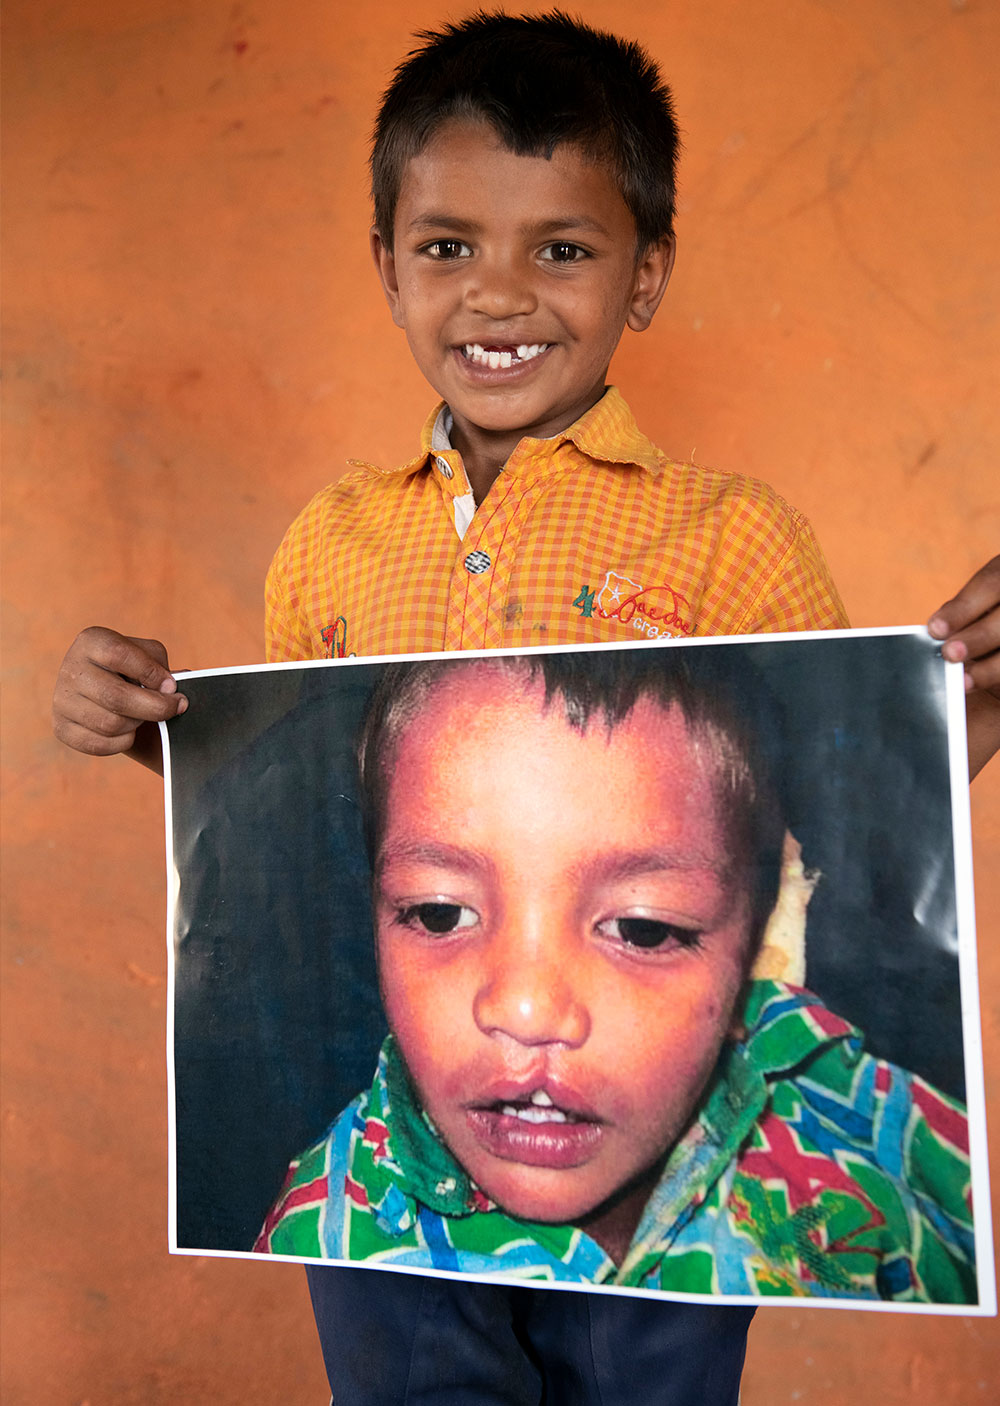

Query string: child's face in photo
[374,668,754,1249]
[371,119,673,456]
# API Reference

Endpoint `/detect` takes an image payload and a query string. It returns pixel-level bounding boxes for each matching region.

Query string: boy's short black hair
[371,9,680,253]
[358,648,787,946]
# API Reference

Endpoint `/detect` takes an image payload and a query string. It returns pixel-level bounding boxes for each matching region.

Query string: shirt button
[435,456,453,479]
[464,550,491,574]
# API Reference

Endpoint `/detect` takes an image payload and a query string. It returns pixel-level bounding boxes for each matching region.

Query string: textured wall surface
[3,1,998,1400]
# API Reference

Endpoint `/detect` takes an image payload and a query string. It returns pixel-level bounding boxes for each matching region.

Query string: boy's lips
[463,1078,606,1169]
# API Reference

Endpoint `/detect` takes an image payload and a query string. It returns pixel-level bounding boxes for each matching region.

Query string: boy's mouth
[464,1086,605,1168]
[494,1088,582,1125]
[461,342,550,370]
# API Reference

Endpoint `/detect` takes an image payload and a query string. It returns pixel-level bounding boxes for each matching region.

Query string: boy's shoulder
[276,390,820,540]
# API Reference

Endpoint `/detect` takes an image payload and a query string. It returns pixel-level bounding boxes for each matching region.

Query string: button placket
[445,475,544,651]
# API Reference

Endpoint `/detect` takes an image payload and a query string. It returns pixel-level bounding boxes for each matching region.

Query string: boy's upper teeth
[464,342,547,367]
[499,1095,569,1125]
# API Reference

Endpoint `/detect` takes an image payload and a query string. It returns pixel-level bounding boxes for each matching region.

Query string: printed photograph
[163,631,989,1308]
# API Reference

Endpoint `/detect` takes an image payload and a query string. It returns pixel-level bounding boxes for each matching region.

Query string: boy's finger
[963,650,1000,698]
[75,672,188,723]
[53,716,141,757]
[927,555,1000,638]
[75,626,177,692]
[68,688,186,738]
[937,609,1000,667]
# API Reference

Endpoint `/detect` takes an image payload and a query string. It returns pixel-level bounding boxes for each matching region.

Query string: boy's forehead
[380,668,746,878]
[395,119,632,236]
[390,665,698,766]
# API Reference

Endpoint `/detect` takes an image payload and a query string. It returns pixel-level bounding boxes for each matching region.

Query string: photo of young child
[163,633,989,1309]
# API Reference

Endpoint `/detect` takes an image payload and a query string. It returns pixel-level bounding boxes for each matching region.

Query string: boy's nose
[472,950,590,1049]
[463,258,538,321]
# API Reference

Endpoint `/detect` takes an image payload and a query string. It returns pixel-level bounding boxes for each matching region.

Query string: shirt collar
[369,387,665,482]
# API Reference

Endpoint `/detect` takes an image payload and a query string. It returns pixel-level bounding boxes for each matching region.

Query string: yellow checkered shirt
[265,388,847,662]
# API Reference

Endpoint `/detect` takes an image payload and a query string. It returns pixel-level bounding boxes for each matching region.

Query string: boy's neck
[446,384,608,504]
[448,420,510,503]
[574,1161,663,1266]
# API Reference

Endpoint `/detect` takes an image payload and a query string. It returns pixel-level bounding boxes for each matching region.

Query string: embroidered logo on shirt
[572,571,693,638]
[322,616,356,659]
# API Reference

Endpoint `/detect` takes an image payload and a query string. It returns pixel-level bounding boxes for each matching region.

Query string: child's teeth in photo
[487,350,501,370]
[530,1089,554,1106]
[499,351,512,369]
[499,1102,569,1124]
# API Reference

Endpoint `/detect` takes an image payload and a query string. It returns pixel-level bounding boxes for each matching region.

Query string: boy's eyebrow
[571,849,731,885]
[405,213,612,238]
[377,842,730,885]
[376,839,494,879]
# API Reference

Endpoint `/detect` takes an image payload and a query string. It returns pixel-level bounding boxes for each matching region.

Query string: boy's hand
[928,556,1000,779]
[52,627,187,774]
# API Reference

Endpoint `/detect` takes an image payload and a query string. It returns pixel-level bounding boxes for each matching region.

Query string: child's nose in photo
[473,954,591,1047]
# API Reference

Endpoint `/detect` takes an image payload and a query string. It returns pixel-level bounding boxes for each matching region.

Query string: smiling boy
[369,121,674,505]
[52,9,1000,1405]
[262,14,851,673]
[255,650,974,1305]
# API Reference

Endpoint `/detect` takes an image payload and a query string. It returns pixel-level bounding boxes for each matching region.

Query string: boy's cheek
[376,946,470,1053]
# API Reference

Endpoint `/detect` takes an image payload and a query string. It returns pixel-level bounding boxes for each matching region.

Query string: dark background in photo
[166,633,962,1254]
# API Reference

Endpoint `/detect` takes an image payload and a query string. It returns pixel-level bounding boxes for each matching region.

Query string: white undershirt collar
[430,406,476,541]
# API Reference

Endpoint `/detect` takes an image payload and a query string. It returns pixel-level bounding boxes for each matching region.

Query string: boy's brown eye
[542,242,586,263]
[604,917,703,950]
[398,902,477,934]
[425,239,471,260]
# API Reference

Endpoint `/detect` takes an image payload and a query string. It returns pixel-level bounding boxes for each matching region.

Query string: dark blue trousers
[307,1267,753,1404]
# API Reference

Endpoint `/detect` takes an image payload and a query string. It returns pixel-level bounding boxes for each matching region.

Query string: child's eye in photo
[596,916,705,951]
[396,900,478,934]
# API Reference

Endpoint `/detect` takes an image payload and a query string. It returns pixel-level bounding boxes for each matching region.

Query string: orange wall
[3,1,998,1400]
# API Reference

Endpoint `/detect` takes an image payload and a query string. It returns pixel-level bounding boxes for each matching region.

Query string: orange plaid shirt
[265,388,846,663]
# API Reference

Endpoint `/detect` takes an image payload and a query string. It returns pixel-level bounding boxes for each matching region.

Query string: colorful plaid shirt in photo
[264,389,847,663]
[254,981,975,1304]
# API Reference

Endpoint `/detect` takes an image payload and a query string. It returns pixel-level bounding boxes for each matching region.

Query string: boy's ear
[370,226,406,329]
[626,236,676,333]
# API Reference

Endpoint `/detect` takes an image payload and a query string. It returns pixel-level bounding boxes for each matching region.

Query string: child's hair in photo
[370,9,680,252]
[358,649,787,945]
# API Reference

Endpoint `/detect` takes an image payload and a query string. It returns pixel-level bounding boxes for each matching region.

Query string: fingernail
[176,696,188,714]
[160,676,177,693]
[927,615,948,639]
[964,672,974,693]
[942,640,968,663]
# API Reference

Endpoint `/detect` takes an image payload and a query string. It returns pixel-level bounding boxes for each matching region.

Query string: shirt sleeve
[736,510,849,635]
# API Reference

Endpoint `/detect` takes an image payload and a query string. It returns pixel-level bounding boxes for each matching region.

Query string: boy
[254,648,974,1305]
[52,10,999,1404]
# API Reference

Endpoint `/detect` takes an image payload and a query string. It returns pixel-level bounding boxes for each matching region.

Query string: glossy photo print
[161,631,993,1312]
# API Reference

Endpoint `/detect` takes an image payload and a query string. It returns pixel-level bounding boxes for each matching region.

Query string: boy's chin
[480,1171,618,1229]
[484,1160,663,1256]
[446,390,553,434]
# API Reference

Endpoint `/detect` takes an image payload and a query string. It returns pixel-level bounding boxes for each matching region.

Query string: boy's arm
[927,556,1000,781]
[52,626,188,776]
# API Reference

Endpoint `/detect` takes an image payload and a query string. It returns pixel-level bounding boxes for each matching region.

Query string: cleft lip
[466,1075,601,1124]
